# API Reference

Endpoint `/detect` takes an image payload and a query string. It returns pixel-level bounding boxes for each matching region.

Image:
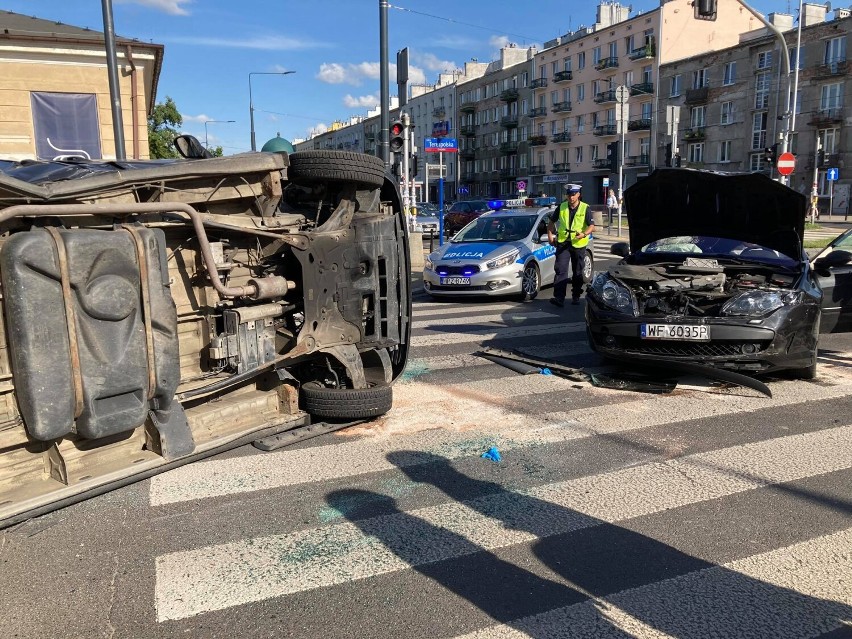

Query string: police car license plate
[641,324,709,341]
[441,277,470,286]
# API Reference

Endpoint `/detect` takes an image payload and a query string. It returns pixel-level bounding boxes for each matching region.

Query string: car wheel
[301,382,393,419]
[519,262,541,301]
[287,150,385,189]
[582,249,594,284]
[791,357,818,380]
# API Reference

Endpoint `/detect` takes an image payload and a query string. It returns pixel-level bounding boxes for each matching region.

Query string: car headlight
[485,249,520,270]
[591,273,637,315]
[425,256,434,270]
[722,290,802,316]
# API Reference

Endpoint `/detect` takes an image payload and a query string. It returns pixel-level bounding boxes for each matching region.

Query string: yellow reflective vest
[555,200,590,247]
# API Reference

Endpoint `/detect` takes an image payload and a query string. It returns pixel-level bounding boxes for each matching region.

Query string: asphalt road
[2,243,851,638]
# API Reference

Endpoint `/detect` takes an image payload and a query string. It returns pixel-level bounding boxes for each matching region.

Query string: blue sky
[5,0,786,154]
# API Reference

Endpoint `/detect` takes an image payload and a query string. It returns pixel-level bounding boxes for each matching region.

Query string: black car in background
[585,168,851,379]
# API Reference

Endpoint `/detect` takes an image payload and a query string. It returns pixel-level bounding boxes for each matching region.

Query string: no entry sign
[777,152,795,176]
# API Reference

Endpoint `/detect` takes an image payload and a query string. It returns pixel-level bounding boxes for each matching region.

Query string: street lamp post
[204,119,235,148]
[249,71,295,151]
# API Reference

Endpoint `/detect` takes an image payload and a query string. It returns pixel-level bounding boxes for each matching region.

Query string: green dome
[261,134,295,154]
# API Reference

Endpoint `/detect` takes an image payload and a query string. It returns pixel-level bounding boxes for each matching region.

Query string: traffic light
[409,153,418,179]
[606,141,619,172]
[695,0,717,20]
[817,148,826,166]
[389,119,405,153]
[763,143,778,166]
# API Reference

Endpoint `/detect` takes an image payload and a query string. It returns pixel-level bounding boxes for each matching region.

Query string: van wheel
[301,382,393,419]
[287,150,385,189]
[519,262,541,301]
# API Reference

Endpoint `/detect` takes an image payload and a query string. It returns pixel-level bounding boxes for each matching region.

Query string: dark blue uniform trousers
[553,242,585,302]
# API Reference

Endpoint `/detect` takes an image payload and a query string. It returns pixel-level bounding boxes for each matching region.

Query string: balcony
[529,165,547,174]
[814,58,848,79]
[459,148,476,160]
[500,167,519,178]
[808,108,845,126]
[459,102,476,113]
[683,127,706,141]
[627,118,652,131]
[529,106,548,118]
[628,44,655,61]
[592,158,612,170]
[551,101,572,113]
[459,124,476,136]
[500,114,519,128]
[593,124,618,137]
[684,86,709,105]
[630,82,654,96]
[594,89,617,104]
[499,141,519,154]
[433,107,446,118]
[531,77,548,89]
[553,70,573,83]
[529,134,548,146]
[625,154,650,166]
[551,131,572,143]
[552,162,571,172]
[499,87,520,102]
[595,56,619,71]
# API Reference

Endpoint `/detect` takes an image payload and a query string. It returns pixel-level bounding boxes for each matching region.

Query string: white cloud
[317,61,382,86]
[343,94,380,109]
[170,35,328,50]
[489,35,511,49]
[308,123,329,138]
[406,65,427,85]
[181,113,211,123]
[415,52,458,73]
[116,0,192,15]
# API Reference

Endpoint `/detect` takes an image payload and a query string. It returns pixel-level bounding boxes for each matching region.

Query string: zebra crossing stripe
[149,371,852,506]
[451,527,852,639]
[154,425,852,621]
[411,321,586,347]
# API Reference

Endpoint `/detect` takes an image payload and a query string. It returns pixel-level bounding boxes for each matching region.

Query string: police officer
[547,183,594,307]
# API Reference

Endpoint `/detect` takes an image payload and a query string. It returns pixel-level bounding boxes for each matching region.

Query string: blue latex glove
[481,446,502,462]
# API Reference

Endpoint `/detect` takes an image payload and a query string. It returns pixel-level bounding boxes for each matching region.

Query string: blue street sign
[424,137,458,153]
[827,167,839,181]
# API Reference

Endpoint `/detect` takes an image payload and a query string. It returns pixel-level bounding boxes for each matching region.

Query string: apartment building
[658,4,851,212]
[528,0,757,203]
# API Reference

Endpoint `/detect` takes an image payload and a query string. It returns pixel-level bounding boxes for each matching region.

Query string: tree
[148,96,182,159]
[208,145,224,157]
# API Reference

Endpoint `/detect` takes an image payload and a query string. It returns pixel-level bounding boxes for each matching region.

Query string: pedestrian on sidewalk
[547,183,595,307]
[606,188,618,228]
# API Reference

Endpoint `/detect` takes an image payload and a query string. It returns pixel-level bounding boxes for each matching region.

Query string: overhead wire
[387,3,543,43]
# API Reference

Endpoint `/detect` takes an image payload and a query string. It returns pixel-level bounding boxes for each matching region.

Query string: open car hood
[623,169,807,259]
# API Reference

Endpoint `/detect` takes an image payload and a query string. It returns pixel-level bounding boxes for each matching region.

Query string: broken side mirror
[611,242,630,258]
[174,134,213,159]
[813,249,852,273]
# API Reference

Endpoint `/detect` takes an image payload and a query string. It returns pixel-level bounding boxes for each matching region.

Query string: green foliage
[148,96,182,159]
[208,145,224,157]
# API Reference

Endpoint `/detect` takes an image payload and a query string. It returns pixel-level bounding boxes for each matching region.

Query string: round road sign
[777,152,796,176]
[516,180,527,191]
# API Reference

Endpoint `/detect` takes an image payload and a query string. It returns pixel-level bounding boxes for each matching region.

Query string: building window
[820,127,840,154]
[757,51,772,69]
[719,140,731,162]
[522,71,529,87]
[625,34,635,52]
[591,145,599,161]
[578,51,586,69]
[755,71,771,109]
[821,83,843,111]
[640,137,649,157]
[641,102,652,119]
[552,61,559,76]
[576,115,585,133]
[609,41,617,58]
[670,74,682,97]
[575,146,584,163]
[752,112,767,150]
[642,65,652,84]
[692,69,707,89]
[539,65,547,80]
[551,90,559,105]
[577,84,585,102]
[749,153,766,172]
[789,47,803,70]
[721,101,734,125]
[825,36,846,64]
[31,92,102,160]
[688,143,704,163]
[690,105,706,128]
[563,57,571,71]
[723,61,736,86]
[593,46,602,65]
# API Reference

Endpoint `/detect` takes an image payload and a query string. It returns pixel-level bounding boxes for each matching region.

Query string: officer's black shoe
[550,298,565,308]
[571,297,581,305]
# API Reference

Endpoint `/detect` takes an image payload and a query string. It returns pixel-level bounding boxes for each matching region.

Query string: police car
[423,200,594,299]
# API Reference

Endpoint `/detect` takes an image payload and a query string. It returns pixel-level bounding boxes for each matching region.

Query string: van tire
[301,382,393,419]
[287,150,385,188]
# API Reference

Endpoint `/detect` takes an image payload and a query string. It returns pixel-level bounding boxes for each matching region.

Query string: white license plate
[640,324,709,341]
[441,277,470,285]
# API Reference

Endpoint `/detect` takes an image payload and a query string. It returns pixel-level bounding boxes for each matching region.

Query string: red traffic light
[389,119,405,152]
[390,123,404,136]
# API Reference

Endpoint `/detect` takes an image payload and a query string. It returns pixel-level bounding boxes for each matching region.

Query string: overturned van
[0,144,411,528]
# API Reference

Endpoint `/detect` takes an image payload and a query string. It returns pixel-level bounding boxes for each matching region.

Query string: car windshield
[453,201,491,213]
[414,208,436,218]
[639,235,799,267]
[453,215,535,242]
[416,203,438,214]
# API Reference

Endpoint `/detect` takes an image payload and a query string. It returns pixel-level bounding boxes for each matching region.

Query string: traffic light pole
[401,113,411,230]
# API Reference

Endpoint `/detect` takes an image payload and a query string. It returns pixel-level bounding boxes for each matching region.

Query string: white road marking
[154,426,852,621]
[410,321,586,347]
[412,310,556,329]
[453,528,852,639]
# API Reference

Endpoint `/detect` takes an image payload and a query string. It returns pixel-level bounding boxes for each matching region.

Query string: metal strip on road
[410,321,587,347]
[412,310,556,329]
[153,425,852,621]
[451,528,852,639]
[148,369,852,506]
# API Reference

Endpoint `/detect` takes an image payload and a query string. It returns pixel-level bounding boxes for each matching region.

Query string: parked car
[443,200,494,234]
[412,203,440,235]
[0,139,411,528]
[424,204,594,299]
[585,168,851,379]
